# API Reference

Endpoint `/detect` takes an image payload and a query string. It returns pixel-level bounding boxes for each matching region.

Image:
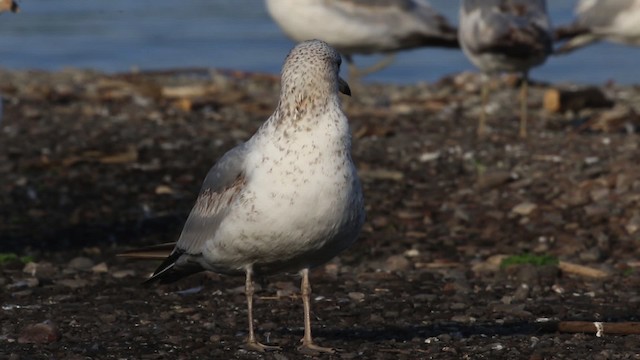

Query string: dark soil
[1,68,640,359]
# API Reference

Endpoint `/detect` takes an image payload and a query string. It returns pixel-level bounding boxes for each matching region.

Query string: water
[0,0,638,85]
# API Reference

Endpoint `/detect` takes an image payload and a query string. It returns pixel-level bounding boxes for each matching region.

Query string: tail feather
[117,242,176,260]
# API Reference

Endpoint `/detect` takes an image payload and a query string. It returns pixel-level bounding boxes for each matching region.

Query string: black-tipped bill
[338,77,351,96]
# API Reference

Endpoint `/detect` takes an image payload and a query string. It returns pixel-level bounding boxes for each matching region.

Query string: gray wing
[176,142,248,254]
[460,0,552,59]
[577,0,636,29]
[144,142,249,283]
[329,0,459,50]
[554,0,637,54]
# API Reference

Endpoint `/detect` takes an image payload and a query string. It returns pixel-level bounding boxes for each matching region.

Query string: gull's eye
[337,57,342,66]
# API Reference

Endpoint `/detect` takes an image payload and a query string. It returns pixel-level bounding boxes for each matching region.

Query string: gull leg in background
[459,0,552,138]
[519,71,529,139]
[478,74,489,138]
[298,268,335,354]
[245,267,280,352]
[346,54,397,82]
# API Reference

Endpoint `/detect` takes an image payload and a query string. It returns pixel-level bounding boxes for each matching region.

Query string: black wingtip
[142,249,203,285]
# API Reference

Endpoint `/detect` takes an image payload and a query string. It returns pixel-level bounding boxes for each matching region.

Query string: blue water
[0,0,637,85]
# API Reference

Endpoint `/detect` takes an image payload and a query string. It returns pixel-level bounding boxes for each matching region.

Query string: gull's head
[280,40,351,103]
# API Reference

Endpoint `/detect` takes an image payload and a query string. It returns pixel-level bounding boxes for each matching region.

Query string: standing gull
[555,0,640,54]
[265,0,459,80]
[459,0,552,138]
[120,40,364,353]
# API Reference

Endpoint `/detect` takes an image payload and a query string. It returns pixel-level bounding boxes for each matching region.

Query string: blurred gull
[0,0,19,13]
[265,0,459,80]
[556,0,640,54]
[459,0,552,138]
[120,40,364,354]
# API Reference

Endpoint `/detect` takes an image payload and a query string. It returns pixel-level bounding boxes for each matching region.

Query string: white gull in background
[265,0,459,80]
[459,0,552,138]
[120,40,364,354]
[556,0,640,54]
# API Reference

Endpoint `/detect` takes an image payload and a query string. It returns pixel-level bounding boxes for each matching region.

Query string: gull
[120,40,364,354]
[265,0,459,80]
[555,0,640,54]
[0,0,19,13]
[459,0,552,138]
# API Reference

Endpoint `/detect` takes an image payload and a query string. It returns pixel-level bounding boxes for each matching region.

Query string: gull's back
[459,0,552,73]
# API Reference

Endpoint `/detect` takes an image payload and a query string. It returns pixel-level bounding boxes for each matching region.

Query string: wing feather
[120,142,250,283]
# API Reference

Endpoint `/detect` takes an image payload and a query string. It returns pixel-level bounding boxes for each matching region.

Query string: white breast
[204,109,362,273]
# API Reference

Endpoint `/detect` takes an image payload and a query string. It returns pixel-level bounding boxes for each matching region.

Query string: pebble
[22,261,57,280]
[91,262,109,273]
[579,247,602,262]
[449,302,467,310]
[348,292,365,302]
[511,202,538,216]
[111,269,136,279]
[625,213,640,235]
[383,255,411,272]
[476,170,513,190]
[57,278,89,289]
[68,257,94,272]
[18,320,61,344]
[8,278,39,289]
[451,315,475,323]
[512,284,531,301]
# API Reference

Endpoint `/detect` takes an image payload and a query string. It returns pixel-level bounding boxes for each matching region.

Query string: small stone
[511,202,537,216]
[579,247,602,262]
[384,255,411,272]
[8,278,39,289]
[404,249,420,257]
[22,262,38,276]
[18,321,61,344]
[477,170,513,190]
[68,257,94,272]
[513,284,530,301]
[22,262,57,280]
[91,262,109,273]
[450,302,467,310]
[348,292,365,302]
[451,315,475,323]
[590,188,610,202]
[583,204,608,218]
[370,216,389,229]
[57,278,89,289]
[625,213,640,235]
[419,151,440,162]
[155,185,174,194]
[111,269,136,279]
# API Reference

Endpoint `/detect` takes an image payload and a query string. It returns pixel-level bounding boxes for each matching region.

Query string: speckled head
[279,40,351,105]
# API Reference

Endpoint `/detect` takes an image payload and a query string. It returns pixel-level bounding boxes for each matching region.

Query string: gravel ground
[1,68,640,359]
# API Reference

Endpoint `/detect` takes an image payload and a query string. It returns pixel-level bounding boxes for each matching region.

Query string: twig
[558,261,609,279]
[555,321,640,336]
